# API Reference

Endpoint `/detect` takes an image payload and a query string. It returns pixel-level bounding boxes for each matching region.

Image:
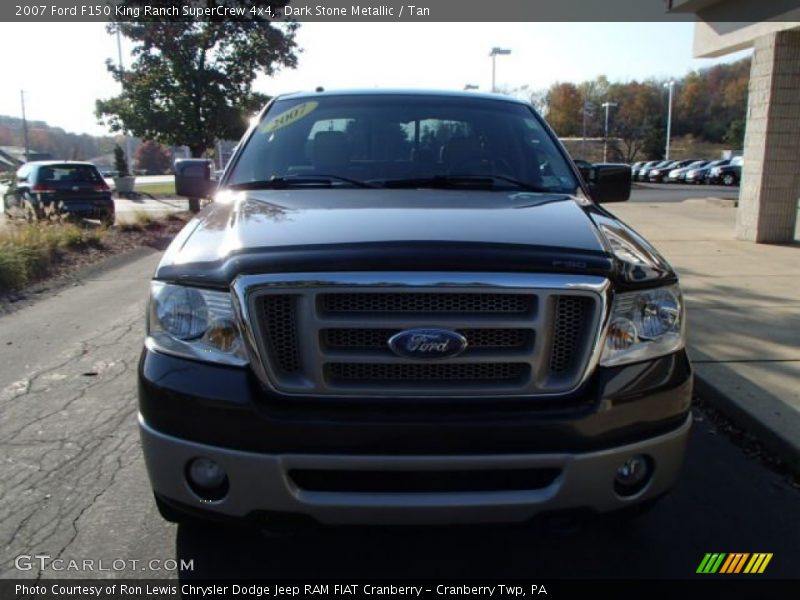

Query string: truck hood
[156,189,671,288]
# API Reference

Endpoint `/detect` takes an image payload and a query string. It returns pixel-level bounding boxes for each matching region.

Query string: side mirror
[174,159,214,198]
[588,163,631,203]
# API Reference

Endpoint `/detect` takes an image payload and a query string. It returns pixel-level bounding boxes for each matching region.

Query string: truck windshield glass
[228,95,579,193]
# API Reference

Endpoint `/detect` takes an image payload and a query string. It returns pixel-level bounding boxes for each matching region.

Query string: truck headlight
[147,282,248,366]
[600,284,685,367]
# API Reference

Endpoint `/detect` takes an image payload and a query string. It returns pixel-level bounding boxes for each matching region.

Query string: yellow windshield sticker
[260,101,318,134]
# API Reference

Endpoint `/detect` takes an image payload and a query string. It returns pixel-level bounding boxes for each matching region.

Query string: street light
[664,80,675,160]
[601,101,617,162]
[489,47,511,93]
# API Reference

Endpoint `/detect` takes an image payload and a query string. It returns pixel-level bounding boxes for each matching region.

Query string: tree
[136,140,172,175]
[114,145,130,177]
[608,81,664,162]
[95,3,299,210]
[545,82,583,137]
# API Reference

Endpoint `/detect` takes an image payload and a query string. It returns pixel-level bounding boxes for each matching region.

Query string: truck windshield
[227,94,579,194]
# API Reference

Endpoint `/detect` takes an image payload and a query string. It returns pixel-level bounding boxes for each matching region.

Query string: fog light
[186,457,229,501]
[614,455,652,496]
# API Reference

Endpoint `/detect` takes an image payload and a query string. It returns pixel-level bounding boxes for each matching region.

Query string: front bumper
[138,346,693,525]
[140,414,691,525]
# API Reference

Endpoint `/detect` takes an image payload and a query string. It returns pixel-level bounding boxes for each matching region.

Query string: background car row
[630,156,743,185]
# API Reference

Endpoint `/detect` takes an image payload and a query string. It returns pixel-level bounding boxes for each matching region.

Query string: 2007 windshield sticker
[260,101,319,134]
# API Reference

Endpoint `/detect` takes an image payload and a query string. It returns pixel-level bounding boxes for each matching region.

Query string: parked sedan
[666,160,708,183]
[650,159,703,183]
[635,160,663,181]
[706,156,743,186]
[3,161,115,225]
[630,161,646,179]
[685,159,730,184]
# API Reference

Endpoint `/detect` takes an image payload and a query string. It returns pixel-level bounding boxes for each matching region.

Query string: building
[670,1,800,243]
[0,146,54,171]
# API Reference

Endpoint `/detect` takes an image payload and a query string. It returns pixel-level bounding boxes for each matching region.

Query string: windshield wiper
[379,175,551,193]
[229,174,375,190]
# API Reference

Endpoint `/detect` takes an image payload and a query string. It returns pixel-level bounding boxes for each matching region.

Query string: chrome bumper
[139,413,691,525]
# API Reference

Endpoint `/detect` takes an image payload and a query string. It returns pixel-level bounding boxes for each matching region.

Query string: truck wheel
[723,174,735,186]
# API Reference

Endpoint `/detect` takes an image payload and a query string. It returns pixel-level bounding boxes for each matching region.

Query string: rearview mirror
[174,159,214,198]
[587,163,631,203]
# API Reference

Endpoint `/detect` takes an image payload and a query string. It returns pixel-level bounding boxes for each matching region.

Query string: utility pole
[116,26,134,172]
[601,101,617,163]
[20,90,30,162]
[664,80,675,160]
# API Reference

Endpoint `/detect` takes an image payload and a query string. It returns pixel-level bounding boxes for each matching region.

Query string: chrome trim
[232,272,612,399]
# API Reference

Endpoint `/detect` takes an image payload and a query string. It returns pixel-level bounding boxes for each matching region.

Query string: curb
[694,372,800,474]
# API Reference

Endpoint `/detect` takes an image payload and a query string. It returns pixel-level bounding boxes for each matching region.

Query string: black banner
[4,579,800,600]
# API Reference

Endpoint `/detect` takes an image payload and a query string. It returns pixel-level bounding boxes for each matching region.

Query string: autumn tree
[95,2,299,210]
[608,81,665,162]
[136,140,172,175]
[545,82,584,137]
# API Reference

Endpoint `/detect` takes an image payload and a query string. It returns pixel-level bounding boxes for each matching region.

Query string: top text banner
[4,0,800,22]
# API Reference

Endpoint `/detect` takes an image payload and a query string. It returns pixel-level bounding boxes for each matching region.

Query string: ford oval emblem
[387,328,468,360]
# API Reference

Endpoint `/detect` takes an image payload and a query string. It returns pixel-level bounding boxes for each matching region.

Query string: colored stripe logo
[696,553,773,574]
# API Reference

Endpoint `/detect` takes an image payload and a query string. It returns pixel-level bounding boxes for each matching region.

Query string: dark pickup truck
[139,90,691,528]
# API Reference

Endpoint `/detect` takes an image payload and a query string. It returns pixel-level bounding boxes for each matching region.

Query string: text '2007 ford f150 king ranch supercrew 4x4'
[138,90,691,528]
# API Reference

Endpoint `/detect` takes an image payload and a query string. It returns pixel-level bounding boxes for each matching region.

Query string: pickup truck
[138,89,691,528]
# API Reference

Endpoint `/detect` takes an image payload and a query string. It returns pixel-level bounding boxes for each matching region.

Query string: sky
[0,22,751,137]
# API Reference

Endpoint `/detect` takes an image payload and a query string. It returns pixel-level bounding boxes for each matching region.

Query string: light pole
[20,90,30,163]
[601,101,617,162]
[116,26,134,172]
[664,80,675,160]
[489,47,511,93]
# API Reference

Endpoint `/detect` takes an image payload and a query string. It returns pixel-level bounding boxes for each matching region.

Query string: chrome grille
[550,296,594,374]
[258,295,302,375]
[320,293,533,315]
[322,328,532,351]
[239,273,607,398]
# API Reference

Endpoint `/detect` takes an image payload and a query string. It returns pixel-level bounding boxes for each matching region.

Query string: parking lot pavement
[609,199,800,471]
[0,250,798,581]
[630,182,739,202]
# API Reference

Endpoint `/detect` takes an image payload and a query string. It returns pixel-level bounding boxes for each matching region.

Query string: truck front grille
[320,292,533,315]
[550,296,594,374]
[326,362,529,385]
[245,274,605,398]
[288,467,561,493]
[321,328,532,351]
[260,295,302,375]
